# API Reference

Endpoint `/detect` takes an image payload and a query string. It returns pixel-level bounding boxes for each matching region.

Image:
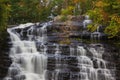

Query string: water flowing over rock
[4,22,117,80]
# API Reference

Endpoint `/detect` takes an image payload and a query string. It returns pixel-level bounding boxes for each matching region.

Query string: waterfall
[4,22,51,80]
[5,22,115,80]
[83,15,92,29]
[77,45,115,80]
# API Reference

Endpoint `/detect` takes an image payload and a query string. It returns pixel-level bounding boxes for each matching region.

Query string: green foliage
[8,0,96,23]
[105,20,120,38]
[79,0,93,14]
[0,0,10,32]
[0,0,10,44]
[85,0,120,38]
[9,0,52,24]
[4,0,120,39]
[61,6,74,15]
[87,9,104,24]
[50,0,64,15]
[60,0,93,15]
[60,15,68,22]
[87,24,98,32]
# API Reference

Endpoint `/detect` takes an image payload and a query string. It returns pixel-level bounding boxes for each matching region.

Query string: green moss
[60,15,68,22]
[87,24,98,32]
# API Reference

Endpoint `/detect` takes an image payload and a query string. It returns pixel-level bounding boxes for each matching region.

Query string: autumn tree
[0,0,11,53]
[86,0,120,38]
[9,0,53,24]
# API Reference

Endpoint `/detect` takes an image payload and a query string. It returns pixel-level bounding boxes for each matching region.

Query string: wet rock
[60,45,70,55]
[47,64,56,71]
[58,71,70,80]
[13,74,26,80]
[91,32,108,40]
[0,32,11,78]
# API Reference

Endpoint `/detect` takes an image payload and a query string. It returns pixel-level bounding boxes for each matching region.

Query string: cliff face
[0,22,120,80]
[113,48,120,80]
[0,31,12,79]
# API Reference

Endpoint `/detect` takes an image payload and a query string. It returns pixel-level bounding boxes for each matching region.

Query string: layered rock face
[0,20,119,80]
[47,23,119,79]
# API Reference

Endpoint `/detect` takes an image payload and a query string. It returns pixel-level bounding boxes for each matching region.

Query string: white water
[83,15,92,29]
[4,23,51,80]
[76,45,115,80]
[90,26,101,41]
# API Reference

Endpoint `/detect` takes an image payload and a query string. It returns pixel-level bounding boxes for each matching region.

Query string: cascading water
[77,45,115,80]
[83,15,92,29]
[4,22,50,80]
[5,22,116,80]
